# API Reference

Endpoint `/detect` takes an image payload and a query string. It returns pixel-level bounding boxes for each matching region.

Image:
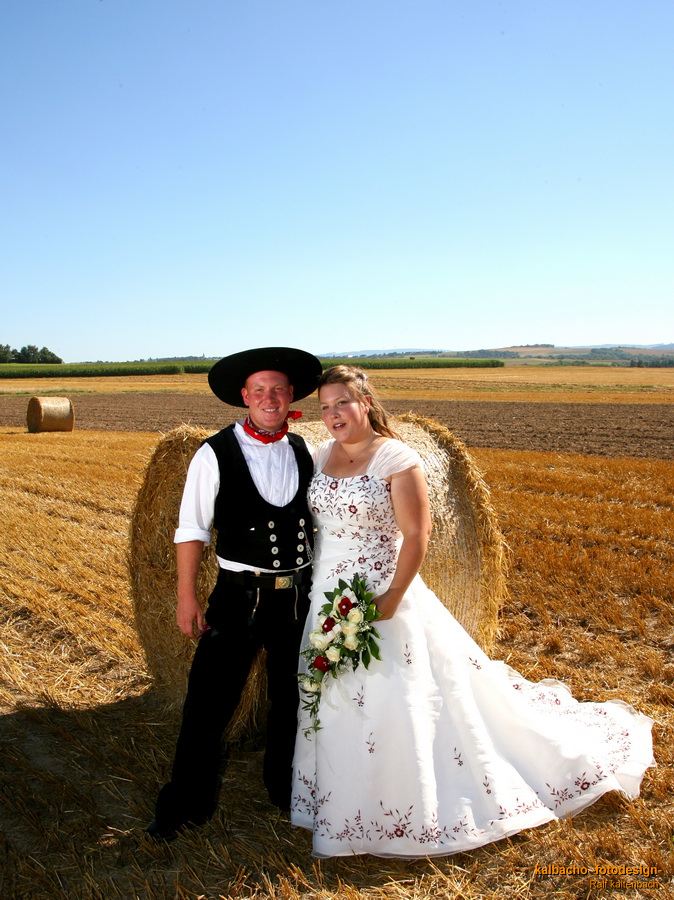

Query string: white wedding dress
[291,439,654,858]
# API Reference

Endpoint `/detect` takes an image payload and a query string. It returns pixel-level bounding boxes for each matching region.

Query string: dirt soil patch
[2,392,672,457]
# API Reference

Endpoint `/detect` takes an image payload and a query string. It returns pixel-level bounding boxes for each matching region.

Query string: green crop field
[0,360,217,378]
[0,357,504,379]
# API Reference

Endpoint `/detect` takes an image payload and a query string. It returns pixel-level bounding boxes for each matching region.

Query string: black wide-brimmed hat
[208,346,322,407]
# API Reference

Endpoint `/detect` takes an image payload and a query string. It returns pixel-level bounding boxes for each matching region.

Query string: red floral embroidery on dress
[372,804,484,845]
[292,770,331,819]
[372,802,414,840]
[308,472,399,585]
[490,796,546,824]
[506,675,635,789]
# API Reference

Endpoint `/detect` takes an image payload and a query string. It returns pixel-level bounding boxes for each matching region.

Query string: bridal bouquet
[299,573,381,735]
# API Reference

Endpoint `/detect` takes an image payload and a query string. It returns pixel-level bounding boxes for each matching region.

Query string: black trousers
[154,569,310,828]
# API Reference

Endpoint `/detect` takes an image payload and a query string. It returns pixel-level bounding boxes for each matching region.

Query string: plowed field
[1,392,672,457]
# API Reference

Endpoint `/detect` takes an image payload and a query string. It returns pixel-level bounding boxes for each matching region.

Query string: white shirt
[174,421,309,572]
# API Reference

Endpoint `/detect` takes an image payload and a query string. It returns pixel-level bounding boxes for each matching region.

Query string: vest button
[269,534,277,542]
[298,531,305,539]
[268,521,275,528]
[299,518,305,526]
[273,560,281,568]
[297,544,304,552]
[296,557,304,565]
[271,546,279,555]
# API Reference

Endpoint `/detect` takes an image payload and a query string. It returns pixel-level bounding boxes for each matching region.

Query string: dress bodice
[308,438,423,589]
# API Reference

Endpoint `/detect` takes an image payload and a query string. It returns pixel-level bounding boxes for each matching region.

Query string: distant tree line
[450,349,520,359]
[541,348,673,366]
[0,344,63,364]
[629,356,674,368]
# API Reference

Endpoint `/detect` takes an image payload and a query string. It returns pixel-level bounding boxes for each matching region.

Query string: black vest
[206,426,314,571]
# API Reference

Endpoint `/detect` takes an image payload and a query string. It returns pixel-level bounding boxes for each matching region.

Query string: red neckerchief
[243,410,302,444]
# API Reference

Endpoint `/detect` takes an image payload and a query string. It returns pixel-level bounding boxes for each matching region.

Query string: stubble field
[0,367,672,898]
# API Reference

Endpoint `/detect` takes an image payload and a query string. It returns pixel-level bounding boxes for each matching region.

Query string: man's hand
[176,592,206,637]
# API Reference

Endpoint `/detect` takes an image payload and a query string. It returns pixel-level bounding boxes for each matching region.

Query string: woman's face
[319,382,371,443]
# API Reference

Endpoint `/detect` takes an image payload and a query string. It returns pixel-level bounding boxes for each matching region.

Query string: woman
[291,366,653,858]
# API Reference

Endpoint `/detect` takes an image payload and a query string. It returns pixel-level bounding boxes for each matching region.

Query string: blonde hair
[319,365,399,438]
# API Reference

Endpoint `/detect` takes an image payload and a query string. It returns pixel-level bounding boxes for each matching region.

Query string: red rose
[313,655,330,672]
[338,597,353,616]
[322,616,336,633]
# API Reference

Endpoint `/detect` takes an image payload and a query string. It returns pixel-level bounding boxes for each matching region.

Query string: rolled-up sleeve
[174,443,219,544]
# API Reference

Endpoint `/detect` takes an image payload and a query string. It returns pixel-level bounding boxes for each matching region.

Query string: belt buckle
[274,575,293,590]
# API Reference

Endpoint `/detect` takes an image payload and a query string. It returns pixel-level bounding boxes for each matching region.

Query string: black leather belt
[218,567,310,591]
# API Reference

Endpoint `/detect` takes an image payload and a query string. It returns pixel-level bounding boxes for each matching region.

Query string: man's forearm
[176,540,204,599]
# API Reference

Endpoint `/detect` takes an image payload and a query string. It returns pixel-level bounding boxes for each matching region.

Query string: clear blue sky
[2,1,672,361]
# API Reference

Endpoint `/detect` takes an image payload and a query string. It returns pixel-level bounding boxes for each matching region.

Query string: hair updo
[318,365,399,438]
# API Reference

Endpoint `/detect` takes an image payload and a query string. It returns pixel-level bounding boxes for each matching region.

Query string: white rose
[341,622,359,637]
[343,634,359,651]
[346,607,364,624]
[326,646,341,663]
[309,631,330,651]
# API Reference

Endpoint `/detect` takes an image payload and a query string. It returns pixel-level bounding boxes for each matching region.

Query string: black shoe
[146,812,211,842]
[145,819,180,842]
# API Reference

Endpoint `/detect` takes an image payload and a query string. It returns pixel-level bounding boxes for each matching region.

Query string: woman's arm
[375,465,432,620]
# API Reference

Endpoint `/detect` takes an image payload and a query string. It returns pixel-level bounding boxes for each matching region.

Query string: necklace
[340,434,378,464]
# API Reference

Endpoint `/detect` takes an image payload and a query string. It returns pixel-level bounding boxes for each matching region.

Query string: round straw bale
[26,396,74,433]
[129,418,507,737]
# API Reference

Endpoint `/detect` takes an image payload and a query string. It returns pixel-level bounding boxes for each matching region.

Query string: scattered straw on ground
[0,427,671,898]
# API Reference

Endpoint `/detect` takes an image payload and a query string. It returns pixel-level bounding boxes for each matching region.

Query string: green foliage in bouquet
[298,574,381,735]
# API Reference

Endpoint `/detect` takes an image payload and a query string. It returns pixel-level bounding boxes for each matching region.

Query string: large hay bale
[129,419,507,737]
[26,396,74,433]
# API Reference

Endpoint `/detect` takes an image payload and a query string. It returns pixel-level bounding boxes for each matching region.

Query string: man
[147,346,322,841]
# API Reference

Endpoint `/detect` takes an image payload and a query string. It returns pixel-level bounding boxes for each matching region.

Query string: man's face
[241,370,293,432]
